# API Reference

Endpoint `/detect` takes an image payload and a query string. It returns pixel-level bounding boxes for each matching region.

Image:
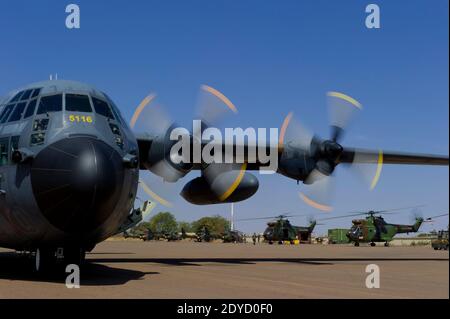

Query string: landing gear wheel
[370,242,376,247]
[64,247,86,267]
[32,248,55,273]
[384,242,389,247]
[354,242,360,247]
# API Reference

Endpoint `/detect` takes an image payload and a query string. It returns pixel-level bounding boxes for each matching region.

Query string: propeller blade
[196,85,252,203]
[130,93,173,136]
[138,178,174,208]
[345,149,383,190]
[279,112,314,153]
[327,91,362,142]
[131,94,181,208]
[196,84,238,126]
[299,169,335,212]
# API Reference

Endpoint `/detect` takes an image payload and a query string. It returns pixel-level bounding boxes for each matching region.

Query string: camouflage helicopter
[321,207,447,247]
[237,214,317,244]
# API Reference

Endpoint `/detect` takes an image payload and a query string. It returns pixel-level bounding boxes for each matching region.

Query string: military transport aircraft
[0,80,448,272]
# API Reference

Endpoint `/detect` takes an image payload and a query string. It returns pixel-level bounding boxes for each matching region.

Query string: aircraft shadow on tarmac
[88,257,448,267]
[1,252,447,285]
[0,252,157,286]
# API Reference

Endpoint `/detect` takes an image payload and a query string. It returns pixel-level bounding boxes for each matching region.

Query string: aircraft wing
[340,148,449,166]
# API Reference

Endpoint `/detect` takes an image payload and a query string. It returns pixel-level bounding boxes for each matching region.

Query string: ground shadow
[88,257,448,267]
[1,251,447,285]
[0,252,157,286]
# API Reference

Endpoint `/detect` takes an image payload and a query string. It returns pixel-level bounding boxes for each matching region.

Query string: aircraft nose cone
[31,137,125,234]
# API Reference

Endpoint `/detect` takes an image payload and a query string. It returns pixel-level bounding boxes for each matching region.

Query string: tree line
[131,212,231,238]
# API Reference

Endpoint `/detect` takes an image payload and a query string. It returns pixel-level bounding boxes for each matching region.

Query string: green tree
[178,221,193,232]
[192,215,231,237]
[149,212,178,234]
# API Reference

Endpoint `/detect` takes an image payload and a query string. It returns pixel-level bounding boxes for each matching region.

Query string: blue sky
[0,0,448,234]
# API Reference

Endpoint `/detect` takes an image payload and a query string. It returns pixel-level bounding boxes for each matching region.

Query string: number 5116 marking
[69,115,93,123]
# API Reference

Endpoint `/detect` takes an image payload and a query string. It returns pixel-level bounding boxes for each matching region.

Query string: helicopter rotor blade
[317,212,368,221]
[376,205,426,214]
[236,213,311,222]
[425,213,449,221]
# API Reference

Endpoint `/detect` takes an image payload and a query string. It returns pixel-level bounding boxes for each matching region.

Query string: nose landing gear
[31,247,86,273]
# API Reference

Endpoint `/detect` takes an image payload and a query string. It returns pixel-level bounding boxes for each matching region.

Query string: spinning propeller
[281,91,383,212]
[131,85,241,208]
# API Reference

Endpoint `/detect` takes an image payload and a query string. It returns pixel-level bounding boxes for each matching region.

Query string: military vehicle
[0,80,448,272]
[321,208,447,247]
[237,214,317,244]
[328,228,351,244]
[222,230,245,243]
[195,226,212,242]
[431,230,449,250]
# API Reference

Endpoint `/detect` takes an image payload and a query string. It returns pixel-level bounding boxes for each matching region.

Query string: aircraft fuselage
[0,80,139,251]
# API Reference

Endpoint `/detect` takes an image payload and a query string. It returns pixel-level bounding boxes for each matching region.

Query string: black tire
[370,242,376,247]
[32,248,55,273]
[354,242,360,247]
[384,242,389,247]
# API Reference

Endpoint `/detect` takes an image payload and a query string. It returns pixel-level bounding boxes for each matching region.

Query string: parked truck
[328,228,350,244]
[431,230,449,250]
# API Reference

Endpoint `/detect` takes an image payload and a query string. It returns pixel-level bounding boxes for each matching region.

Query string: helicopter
[237,214,317,244]
[320,207,449,247]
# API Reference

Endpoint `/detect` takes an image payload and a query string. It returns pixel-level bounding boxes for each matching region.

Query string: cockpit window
[31,88,41,98]
[20,89,33,101]
[8,102,27,122]
[10,91,24,103]
[92,97,114,119]
[24,99,37,119]
[0,104,15,123]
[37,94,63,114]
[65,94,92,113]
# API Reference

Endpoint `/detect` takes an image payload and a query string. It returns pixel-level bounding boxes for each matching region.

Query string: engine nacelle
[277,143,316,181]
[180,172,259,205]
[143,134,193,183]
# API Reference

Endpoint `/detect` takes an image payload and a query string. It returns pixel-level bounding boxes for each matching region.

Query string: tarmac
[0,240,448,299]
